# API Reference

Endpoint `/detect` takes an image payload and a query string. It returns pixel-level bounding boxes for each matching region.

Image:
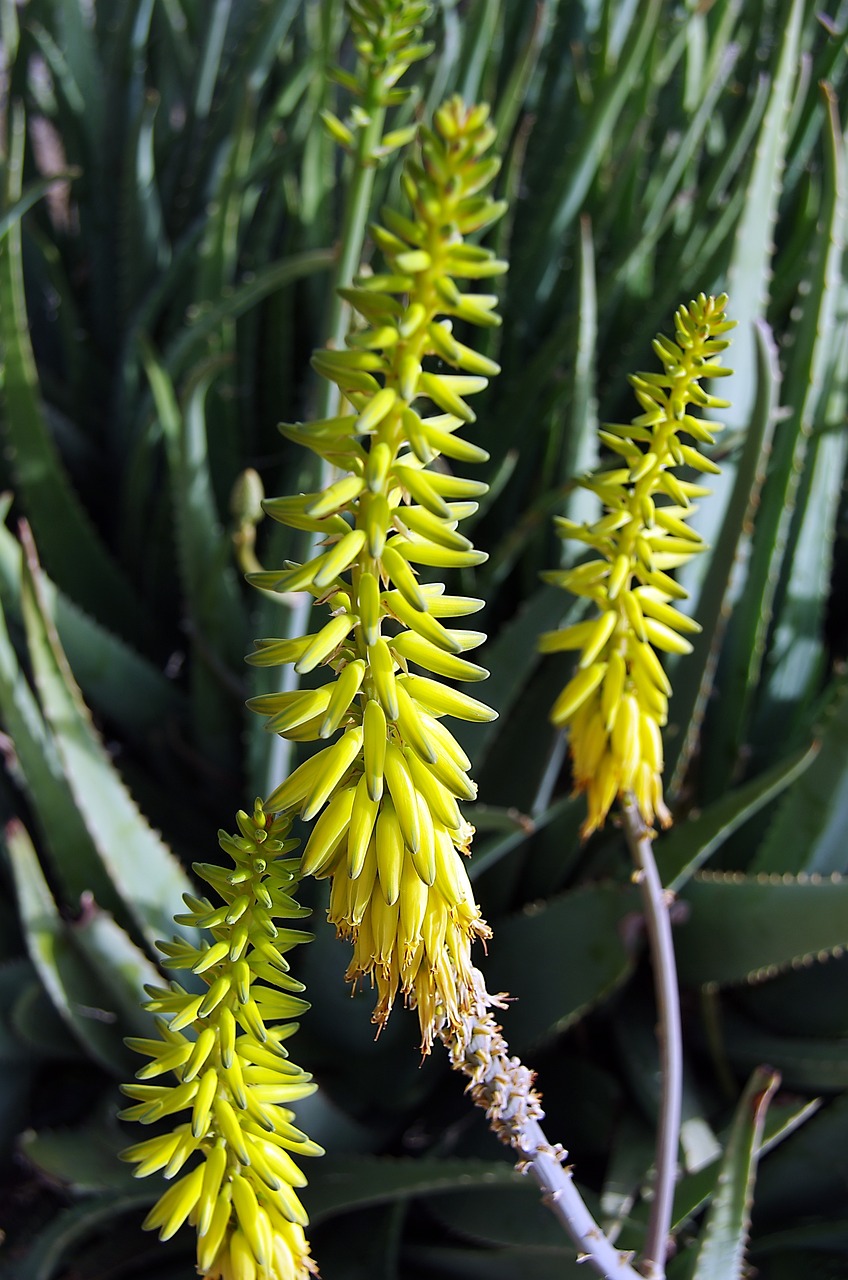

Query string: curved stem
[621,797,682,1279]
[443,970,642,1280]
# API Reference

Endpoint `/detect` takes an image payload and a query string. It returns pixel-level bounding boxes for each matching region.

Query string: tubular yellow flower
[541,294,735,838]
[248,96,506,1049]
[121,804,322,1280]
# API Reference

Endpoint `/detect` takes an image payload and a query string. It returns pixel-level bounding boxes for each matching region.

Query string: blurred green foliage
[0,1,847,1277]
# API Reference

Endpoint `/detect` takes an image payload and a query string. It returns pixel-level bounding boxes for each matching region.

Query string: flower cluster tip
[541,294,735,838]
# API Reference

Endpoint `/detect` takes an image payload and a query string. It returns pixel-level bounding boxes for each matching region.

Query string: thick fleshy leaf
[657,744,816,892]
[0,517,183,737]
[0,107,148,643]
[0,565,107,908]
[667,319,781,794]
[20,1112,138,1195]
[688,1068,779,1280]
[19,530,196,953]
[483,884,637,1050]
[752,679,848,875]
[11,1191,157,1280]
[677,873,848,987]
[4,820,135,1075]
[305,1156,521,1225]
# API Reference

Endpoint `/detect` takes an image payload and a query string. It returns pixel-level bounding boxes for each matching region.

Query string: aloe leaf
[0,105,148,642]
[306,1156,520,1226]
[700,71,770,211]
[642,42,739,238]
[186,0,303,199]
[616,1095,819,1254]
[11,978,82,1060]
[754,1087,848,1222]
[195,87,255,304]
[0,0,18,63]
[600,1112,656,1235]
[667,320,781,795]
[0,565,109,907]
[12,1190,157,1280]
[18,529,197,953]
[0,170,79,240]
[687,1067,780,1280]
[0,958,39,1064]
[192,0,232,120]
[407,1245,587,1280]
[709,83,844,797]
[4,819,135,1075]
[118,72,170,325]
[163,246,333,380]
[657,743,816,893]
[751,679,848,875]
[717,1008,848,1092]
[68,900,162,1038]
[676,872,848,987]
[21,1113,138,1195]
[424,1178,587,1252]
[141,342,243,766]
[784,5,848,192]
[678,0,803,622]
[47,0,105,145]
[0,518,183,737]
[522,0,662,303]
[519,792,588,900]
[750,86,848,749]
[718,0,802,433]
[493,0,553,146]
[455,0,501,103]
[482,883,637,1050]
[558,215,599,524]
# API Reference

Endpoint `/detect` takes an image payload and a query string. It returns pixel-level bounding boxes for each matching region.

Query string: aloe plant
[1,3,847,1279]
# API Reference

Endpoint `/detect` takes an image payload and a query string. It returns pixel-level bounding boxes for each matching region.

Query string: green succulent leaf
[4,819,137,1075]
[483,884,637,1050]
[0,516,184,738]
[657,742,817,893]
[0,107,148,643]
[305,1156,521,1225]
[752,678,848,875]
[677,872,848,987]
[18,528,197,953]
[687,1068,780,1280]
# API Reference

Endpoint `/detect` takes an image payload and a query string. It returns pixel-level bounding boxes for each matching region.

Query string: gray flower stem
[621,797,683,1279]
[443,970,642,1280]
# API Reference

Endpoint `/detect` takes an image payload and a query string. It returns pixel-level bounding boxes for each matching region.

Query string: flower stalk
[442,969,642,1280]
[622,798,682,1280]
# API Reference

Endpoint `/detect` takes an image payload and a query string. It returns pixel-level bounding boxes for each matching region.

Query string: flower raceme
[321,0,433,160]
[247,97,506,1050]
[122,805,322,1280]
[541,295,735,838]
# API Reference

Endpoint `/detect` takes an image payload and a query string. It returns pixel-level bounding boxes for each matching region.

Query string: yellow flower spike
[248,97,507,1049]
[123,804,320,1280]
[542,294,734,837]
